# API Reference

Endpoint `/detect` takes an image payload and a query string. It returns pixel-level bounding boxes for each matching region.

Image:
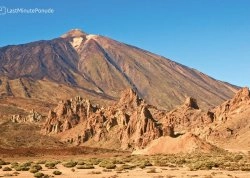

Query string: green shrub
[85,158,101,165]
[139,164,146,169]
[45,162,56,169]
[116,164,136,171]
[2,167,12,171]
[138,160,152,168]
[11,162,19,168]
[22,162,32,167]
[30,168,39,173]
[3,173,13,177]
[31,164,42,171]
[53,170,62,175]
[112,159,124,164]
[147,168,157,173]
[234,154,243,162]
[241,166,250,171]
[34,172,44,178]
[99,160,116,169]
[121,164,136,170]
[105,163,116,169]
[14,165,30,171]
[77,161,85,165]
[88,171,101,174]
[76,164,94,169]
[0,159,8,165]
[103,169,112,172]
[13,172,20,176]
[63,161,77,168]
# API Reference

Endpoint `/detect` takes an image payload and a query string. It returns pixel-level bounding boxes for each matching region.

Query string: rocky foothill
[11,110,42,123]
[43,87,250,152]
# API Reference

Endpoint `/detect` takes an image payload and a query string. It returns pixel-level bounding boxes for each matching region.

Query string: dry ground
[0,151,250,178]
[0,162,250,178]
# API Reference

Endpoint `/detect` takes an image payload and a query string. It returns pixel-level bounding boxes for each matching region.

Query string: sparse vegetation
[30,168,39,173]
[0,159,9,165]
[77,160,85,165]
[14,164,30,171]
[103,168,113,172]
[2,166,12,171]
[76,164,95,169]
[99,160,116,169]
[115,163,136,171]
[88,171,102,174]
[53,170,62,175]
[10,162,19,168]
[63,161,77,168]
[84,158,101,165]
[31,164,42,171]
[33,172,44,178]
[147,168,157,173]
[0,151,249,177]
[45,162,56,169]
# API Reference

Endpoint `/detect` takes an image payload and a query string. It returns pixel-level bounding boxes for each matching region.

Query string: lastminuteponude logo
[0,6,55,15]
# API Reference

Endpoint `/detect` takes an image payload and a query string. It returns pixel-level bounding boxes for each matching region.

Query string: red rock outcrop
[161,97,213,133]
[43,87,250,151]
[43,96,97,134]
[43,89,163,150]
[204,87,250,149]
[11,110,42,123]
[213,87,250,123]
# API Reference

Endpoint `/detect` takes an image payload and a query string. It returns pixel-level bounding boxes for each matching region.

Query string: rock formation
[43,87,250,151]
[44,96,97,134]
[43,89,163,149]
[11,110,42,123]
[160,97,213,133]
[213,87,250,122]
[204,87,250,149]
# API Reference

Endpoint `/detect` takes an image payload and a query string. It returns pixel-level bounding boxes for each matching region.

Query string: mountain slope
[0,29,238,110]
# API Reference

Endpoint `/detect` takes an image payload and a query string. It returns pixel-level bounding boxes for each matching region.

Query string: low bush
[14,165,30,171]
[29,168,39,173]
[63,161,77,168]
[76,164,95,169]
[0,159,9,165]
[53,170,62,175]
[147,168,157,173]
[31,164,42,171]
[33,172,44,178]
[99,160,116,169]
[116,164,136,171]
[77,160,85,165]
[45,162,56,169]
[2,167,12,171]
[88,171,102,174]
[11,162,19,168]
[85,158,101,165]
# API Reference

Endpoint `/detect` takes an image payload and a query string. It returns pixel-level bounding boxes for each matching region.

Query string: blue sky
[0,0,249,87]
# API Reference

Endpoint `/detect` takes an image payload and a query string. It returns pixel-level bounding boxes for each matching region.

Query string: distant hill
[0,29,238,110]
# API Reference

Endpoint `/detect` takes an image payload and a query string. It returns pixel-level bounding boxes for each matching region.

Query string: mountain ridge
[0,29,239,110]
